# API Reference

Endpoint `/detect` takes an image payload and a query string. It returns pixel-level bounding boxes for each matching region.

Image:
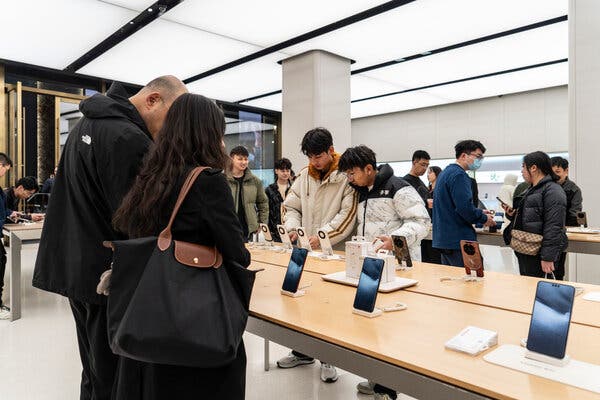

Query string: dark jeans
[421,239,442,264]
[374,383,397,399]
[515,252,565,280]
[69,299,118,400]
[438,249,464,267]
[0,242,6,305]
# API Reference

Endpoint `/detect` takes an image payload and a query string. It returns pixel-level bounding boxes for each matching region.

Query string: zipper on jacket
[362,196,368,236]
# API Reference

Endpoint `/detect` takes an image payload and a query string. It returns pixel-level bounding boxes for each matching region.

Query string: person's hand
[375,236,393,251]
[289,231,298,242]
[541,260,555,274]
[426,199,433,209]
[308,235,320,249]
[9,211,19,222]
[31,213,44,222]
[96,269,112,296]
[501,203,515,216]
[484,214,495,227]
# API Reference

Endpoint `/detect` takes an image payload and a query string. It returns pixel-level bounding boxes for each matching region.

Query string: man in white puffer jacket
[339,145,430,400]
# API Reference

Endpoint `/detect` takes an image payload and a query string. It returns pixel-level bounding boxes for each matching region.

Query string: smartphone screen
[353,257,385,313]
[460,240,484,277]
[260,223,272,242]
[281,248,309,293]
[392,235,412,267]
[526,281,575,359]
[495,196,508,207]
[277,225,292,245]
[296,227,312,251]
[318,230,333,256]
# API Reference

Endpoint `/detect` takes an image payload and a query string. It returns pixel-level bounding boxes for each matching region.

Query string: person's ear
[145,92,162,110]
[328,145,335,156]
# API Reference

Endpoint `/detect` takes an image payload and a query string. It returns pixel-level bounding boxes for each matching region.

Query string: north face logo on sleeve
[81,135,92,145]
[380,189,389,196]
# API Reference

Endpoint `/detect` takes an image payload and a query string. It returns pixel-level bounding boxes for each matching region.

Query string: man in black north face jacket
[32,77,186,400]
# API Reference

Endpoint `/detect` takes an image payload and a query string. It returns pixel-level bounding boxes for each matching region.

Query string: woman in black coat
[264,157,292,242]
[503,151,567,280]
[111,94,250,399]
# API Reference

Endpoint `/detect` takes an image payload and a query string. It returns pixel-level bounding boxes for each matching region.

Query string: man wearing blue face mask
[432,140,495,266]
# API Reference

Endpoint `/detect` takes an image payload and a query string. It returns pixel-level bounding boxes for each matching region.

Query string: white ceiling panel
[426,62,568,102]
[1,0,135,69]
[351,62,567,118]
[242,93,282,112]
[284,0,567,69]
[105,0,388,47]
[357,22,567,98]
[78,18,260,85]
[351,74,412,100]
[187,53,284,102]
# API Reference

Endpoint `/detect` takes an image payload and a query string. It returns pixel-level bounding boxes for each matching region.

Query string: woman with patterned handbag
[110,93,251,399]
[501,151,568,280]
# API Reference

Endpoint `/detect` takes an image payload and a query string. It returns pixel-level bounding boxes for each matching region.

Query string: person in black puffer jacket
[264,158,292,242]
[503,151,567,280]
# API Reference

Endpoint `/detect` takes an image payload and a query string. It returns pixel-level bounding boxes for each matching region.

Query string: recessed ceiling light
[148,8,153,12]
[394,58,405,62]
[420,51,432,56]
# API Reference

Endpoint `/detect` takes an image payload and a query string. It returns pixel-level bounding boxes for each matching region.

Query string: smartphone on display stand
[259,223,273,242]
[460,240,484,277]
[526,281,575,360]
[576,211,588,228]
[296,227,312,252]
[317,229,333,256]
[353,257,385,313]
[277,224,293,248]
[392,235,412,268]
[281,247,309,293]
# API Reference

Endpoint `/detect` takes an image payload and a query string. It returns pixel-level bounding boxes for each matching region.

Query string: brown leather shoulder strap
[158,166,209,250]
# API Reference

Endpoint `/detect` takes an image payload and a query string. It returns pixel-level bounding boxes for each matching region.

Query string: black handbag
[104,166,257,367]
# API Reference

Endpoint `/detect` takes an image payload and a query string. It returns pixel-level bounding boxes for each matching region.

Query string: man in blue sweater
[432,140,494,266]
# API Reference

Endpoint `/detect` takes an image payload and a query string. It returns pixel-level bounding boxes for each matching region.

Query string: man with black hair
[4,176,44,222]
[339,145,430,400]
[226,145,269,240]
[33,75,187,400]
[0,153,17,319]
[550,156,583,227]
[403,150,430,204]
[433,140,495,266]
[265,157,292,242]
[278,127,357,383]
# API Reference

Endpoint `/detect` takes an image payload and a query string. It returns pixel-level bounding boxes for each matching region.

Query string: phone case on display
[460,240,484,277]
[296,227,312,252]
[259,223,273,242]
[392,235,412,268]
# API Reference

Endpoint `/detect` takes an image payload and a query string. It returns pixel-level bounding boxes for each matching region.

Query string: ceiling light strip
[183,0,416,84]
[351,58,568,103]
[64,0,184,72]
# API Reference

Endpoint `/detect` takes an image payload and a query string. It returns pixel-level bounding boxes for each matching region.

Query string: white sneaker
[276,352,315,368]
[374,394,393,400]
[0,305,11,320]
[320,363,338,383]
[357,380,375,395]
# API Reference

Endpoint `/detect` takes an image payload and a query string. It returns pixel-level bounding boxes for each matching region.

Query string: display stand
[280,289,306,298]
[525,350,570,367]
[484,344,600,394]
[352,308,383,318]
[439,275,483,283]
[322,271,418,292]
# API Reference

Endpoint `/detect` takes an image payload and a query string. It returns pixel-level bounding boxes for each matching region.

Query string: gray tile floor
[0,244,517,399]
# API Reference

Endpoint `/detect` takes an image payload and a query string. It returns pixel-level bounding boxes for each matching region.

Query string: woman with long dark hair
[503,151,567,279]
[112,93,250,399]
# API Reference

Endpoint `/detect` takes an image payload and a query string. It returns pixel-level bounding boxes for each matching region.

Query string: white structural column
[281,50,352,170]
[569,0,600,284]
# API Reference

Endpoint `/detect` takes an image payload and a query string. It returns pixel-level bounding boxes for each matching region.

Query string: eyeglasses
[468,152,484,160]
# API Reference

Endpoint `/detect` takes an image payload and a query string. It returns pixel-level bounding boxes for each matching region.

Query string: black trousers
[515,252,565,280]
[0,242,6,305]
[421,239,441,264]
[69,299,118,400]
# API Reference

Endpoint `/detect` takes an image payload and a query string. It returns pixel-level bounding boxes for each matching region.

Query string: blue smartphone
[353,257,385,313]
[526,281,575,359]
[281,247,309,293]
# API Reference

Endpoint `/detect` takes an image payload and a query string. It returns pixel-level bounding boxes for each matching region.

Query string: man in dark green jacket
[227,146,269,240]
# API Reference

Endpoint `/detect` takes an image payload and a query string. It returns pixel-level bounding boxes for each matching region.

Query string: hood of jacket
[503,173,518,187]
[79,83,150,137]
[308,152,341,181]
